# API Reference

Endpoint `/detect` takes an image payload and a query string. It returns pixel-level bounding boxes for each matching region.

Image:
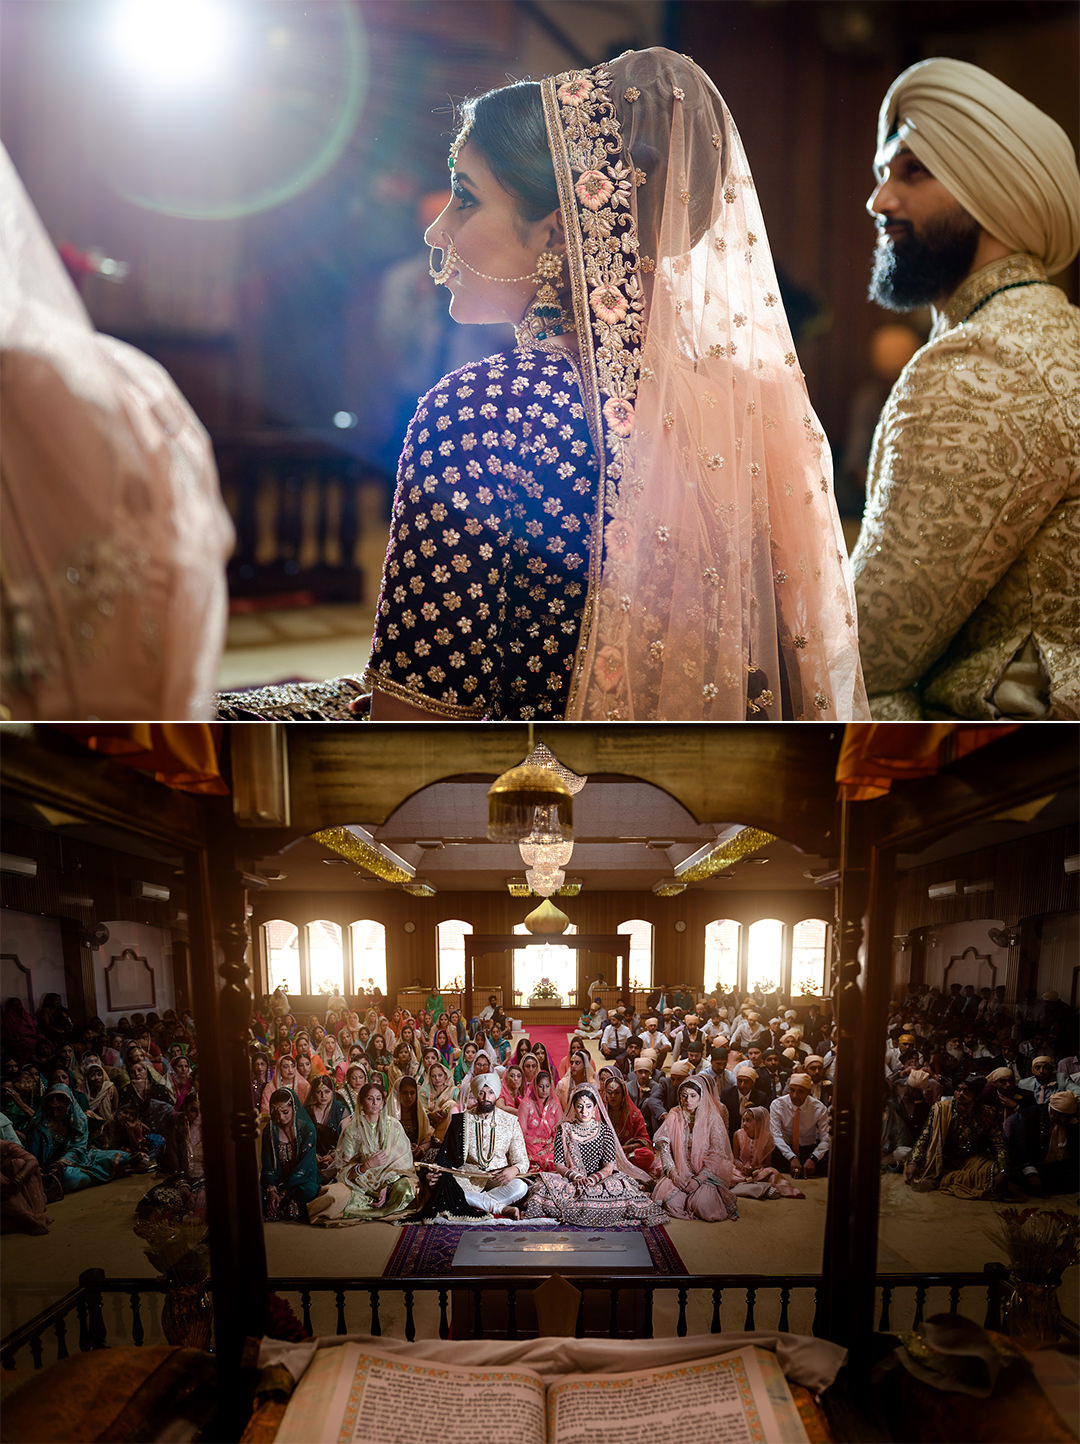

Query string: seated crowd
[883,983,1079,1199]
[2,977,1074,1237]
[248,982,848,1225]
[0,995,202,1235]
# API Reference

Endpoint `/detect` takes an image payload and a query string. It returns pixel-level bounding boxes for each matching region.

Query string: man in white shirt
[600,1017,632,1059]
[770,1075,830,1178]
[637,1018,672,1063]
[586,973,608,1002]
[727,1011,760,1052]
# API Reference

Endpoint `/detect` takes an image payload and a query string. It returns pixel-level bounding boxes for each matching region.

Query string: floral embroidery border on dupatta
[540,64,645,717]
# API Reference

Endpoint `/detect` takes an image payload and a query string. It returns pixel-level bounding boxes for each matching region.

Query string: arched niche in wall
[943,945,996,993]
[1,954,34,1012]
[104,947,156,1013]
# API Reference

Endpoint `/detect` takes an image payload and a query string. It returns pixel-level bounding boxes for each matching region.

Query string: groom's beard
[476,1098,497,1114]
[869,207,981,310]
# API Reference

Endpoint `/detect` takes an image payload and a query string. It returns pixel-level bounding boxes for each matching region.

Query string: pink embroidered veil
[540,50,868,720]
[0,145,233,719]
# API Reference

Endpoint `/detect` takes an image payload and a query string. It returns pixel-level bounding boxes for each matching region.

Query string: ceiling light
[313,826,414,883]
[526,866,565,897]
[488,765,572,844]
[675,826,775,880]
[506,877,532,898]
[322,856,351,866]
[415,840,444,850]
[401,880,436,898]
[523,741,587,794]
[743,857,770,865]
[558,878,583,897]
[519,837,574,869]
[646,839,676,850]
[652,880,687,897]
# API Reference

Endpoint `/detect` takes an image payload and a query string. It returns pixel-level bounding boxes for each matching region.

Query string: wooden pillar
[820,797,894,1380]
[464,944,474,1025]
[186,838,268,1434]
[59,918,95,1025]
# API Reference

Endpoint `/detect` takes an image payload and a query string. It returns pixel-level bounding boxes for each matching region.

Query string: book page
[277,1342,547,1444]
[547,1346,809,1444]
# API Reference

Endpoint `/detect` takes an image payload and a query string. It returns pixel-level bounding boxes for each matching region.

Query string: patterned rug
[384,1223,685,1279]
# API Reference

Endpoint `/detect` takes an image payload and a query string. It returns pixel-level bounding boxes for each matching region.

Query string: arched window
[704,919,740,994]
[792,918,829,998]
[437,919,472,993]
[349,920,387,996]
[263,919,300,995]
[513,922,577,1007]
[747,918,784,996]
[306,920,344,997]
[618,918,654,990]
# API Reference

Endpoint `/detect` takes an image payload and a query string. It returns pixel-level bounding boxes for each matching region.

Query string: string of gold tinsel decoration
[677,827,776,881]
[311,827,412,883]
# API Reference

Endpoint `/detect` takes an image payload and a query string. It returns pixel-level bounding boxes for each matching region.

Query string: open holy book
[275,1341,810,1444]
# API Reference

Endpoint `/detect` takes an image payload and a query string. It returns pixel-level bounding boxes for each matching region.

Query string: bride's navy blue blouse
[363,346,601,718]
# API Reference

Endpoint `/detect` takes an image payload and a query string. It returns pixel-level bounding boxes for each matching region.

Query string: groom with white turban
[852,58,1080,721]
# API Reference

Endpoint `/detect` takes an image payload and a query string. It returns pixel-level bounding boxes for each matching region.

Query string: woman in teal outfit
[260,1087,319,1221]
[26,1085,129,1193]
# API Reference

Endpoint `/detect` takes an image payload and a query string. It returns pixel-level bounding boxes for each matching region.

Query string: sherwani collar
[934,253,1048,337]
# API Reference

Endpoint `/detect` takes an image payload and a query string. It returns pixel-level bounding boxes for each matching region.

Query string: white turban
[789,1073,813,1090]
[471,1074,497,1098]
[878,58,1080,275]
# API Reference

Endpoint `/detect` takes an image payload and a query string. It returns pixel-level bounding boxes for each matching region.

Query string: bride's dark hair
[462,82,558,223]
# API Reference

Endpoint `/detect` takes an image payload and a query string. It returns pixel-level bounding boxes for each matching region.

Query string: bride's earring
[516,248,573,346]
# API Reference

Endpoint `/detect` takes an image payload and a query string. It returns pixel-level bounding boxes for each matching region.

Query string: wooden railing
[212,433,392,604]
[1,1265,1009,1372]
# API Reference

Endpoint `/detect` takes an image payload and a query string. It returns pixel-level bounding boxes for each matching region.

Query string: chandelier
[526,865,565,897]
[487,732,585,845]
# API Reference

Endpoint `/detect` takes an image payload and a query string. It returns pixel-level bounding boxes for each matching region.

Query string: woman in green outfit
[308,1081,414,1222]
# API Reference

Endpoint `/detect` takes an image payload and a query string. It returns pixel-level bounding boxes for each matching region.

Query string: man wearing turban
[852,58,1080,720]
[413,1075,528,1219]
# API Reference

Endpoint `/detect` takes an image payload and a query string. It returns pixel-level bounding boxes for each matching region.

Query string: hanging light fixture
[526,866,565,897]
[519,835,574,869]
[488,727,576,843]
[488,765,573,843]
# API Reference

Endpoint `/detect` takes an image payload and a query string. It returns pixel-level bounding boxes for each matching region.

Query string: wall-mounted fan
[84,922,110,949]
[988,926,1021,948]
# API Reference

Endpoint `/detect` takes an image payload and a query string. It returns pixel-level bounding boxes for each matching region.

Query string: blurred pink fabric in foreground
[0,144,233,720]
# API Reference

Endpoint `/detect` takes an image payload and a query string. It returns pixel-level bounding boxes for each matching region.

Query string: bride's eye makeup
[451,174,477,209]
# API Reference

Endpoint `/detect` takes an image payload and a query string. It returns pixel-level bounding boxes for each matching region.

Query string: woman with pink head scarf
[732,1106,804,1198]
[653,1076,738,1220]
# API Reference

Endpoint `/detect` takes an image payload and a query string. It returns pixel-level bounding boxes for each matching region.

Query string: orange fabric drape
[836,724,1018,800]
[54,724,228,795]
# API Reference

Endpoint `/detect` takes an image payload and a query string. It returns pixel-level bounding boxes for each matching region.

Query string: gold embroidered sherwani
[852,255,1080,719]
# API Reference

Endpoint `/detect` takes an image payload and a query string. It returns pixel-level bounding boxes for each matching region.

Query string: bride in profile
[219,47,866,721]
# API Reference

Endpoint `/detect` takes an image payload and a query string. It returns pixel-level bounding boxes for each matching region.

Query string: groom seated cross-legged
[414,1076,528,1220]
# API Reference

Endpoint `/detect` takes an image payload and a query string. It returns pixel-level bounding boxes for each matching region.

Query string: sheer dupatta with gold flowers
[541,49,868,720]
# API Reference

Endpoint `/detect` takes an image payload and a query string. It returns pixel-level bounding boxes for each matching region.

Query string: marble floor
[217,602,376,691]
